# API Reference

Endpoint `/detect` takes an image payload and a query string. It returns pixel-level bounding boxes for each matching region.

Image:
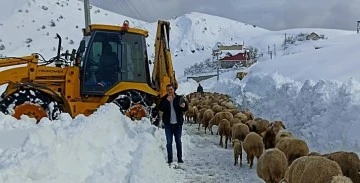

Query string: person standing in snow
[197,83,204,96]
[159,83,188,164]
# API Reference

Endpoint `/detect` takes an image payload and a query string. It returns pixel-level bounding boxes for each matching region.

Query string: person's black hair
[166,83,174,88]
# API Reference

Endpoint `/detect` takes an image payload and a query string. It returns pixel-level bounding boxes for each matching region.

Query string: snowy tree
[184,58,218,76]
[247,46,259,59]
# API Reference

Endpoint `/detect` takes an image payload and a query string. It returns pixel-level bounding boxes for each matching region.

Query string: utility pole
[84,0,91,32]
[284,33,287,52]
[216,53,219,81]
[273,44,276,57]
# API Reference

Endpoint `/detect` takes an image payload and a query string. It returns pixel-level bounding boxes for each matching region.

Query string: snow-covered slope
[250,33,360,82]
[0,104,180,183]
[0,0,149,58]
[0,0,267,58]
[0,0,354,78]
[186,31,360,154]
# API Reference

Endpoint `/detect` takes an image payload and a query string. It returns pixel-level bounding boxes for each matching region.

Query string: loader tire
[0,89,61,123]
[112,90,158,123]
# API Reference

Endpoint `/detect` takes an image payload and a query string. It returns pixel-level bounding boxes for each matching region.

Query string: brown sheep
[257,148,288,183]
[233,139,243,166]
[275,129,293,145]
[325,151,360,183]
[196,108,207,127]
[220,101,228,107]
[209,111,233,135]
[263,125,277,150]
[201,99,212,106]
[218,119,231,149]
[211,105,224,114]
[229,118,242,141]
[311,151,360,183]
[246,119,270,134]
[229,118,242,126]
[241,110,254,120]
[275,137,309,165]
[231,123,250,146]
[200,109,214,134]
[255,119,270,135]
[234,112,248,123]
[284,156,343,183]
[185,106,198,123]
[222,109,232,113]
[224,101,237,109]
[210,102,219,108]
[243,132,264,168]
[245,120,257,133]
[229,109,240,116]
[270,120,286,134]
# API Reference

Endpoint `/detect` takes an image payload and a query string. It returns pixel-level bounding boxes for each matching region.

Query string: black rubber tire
[112,90,159,124]
[0,89,62,121]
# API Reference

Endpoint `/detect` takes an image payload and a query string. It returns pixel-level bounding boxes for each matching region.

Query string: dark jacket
[159,94,188,126]
[197,85,203,93]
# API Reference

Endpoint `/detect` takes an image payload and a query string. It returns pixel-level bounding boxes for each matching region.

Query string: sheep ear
[281,122,286,129]
[268,122,274,128]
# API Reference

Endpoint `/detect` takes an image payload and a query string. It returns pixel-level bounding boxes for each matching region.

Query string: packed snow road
[172,123,263,183]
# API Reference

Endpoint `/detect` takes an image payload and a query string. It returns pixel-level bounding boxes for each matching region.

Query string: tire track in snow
[172,124,263,183]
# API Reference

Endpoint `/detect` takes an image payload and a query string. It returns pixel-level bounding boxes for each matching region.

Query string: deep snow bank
[205,73,360,153]
[249,33,360,82]
[0,104,176,183]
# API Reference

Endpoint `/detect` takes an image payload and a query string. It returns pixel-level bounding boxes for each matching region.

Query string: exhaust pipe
[84,0,91,32]
[55,34,62,67]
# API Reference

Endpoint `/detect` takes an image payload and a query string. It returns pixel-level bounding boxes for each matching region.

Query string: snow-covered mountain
[0,0,266,58]
[0,0,355,76]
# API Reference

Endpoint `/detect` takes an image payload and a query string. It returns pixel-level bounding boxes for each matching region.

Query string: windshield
[82,30,148,93]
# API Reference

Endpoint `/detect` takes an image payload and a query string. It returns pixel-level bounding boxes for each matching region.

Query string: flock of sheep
[184,91,360,183]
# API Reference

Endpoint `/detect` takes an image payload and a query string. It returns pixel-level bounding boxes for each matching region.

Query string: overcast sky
[90,0,360,31]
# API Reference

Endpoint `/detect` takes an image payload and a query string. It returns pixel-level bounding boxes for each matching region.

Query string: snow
[0,0,360,182]
[249,34,360,82]
[173,125,263,183]
[0,104,179,183]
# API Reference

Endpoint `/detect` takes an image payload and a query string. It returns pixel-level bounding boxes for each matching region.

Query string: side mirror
[78,40,86,54]
[70,49,76,61]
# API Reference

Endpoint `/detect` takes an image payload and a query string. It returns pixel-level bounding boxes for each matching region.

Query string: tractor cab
[76,21,152,95]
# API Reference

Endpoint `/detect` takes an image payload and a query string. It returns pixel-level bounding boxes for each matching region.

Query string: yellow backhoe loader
[0,4,177,124]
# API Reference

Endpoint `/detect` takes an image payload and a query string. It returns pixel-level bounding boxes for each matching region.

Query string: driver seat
[98,43,118,83]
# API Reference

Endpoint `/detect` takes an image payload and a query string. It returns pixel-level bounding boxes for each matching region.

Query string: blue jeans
[165,124,182,162]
